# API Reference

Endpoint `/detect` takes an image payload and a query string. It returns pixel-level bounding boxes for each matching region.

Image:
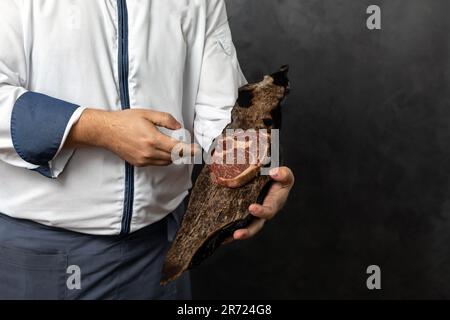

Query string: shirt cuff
[10,91,86,178]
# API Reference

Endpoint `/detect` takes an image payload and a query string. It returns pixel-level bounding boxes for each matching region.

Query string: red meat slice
[210,130,270,188]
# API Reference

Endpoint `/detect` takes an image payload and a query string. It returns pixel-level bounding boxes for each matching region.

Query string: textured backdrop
[191,0,450,299]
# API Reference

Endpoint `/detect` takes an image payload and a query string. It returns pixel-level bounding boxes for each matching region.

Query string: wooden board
[161,166,271,284]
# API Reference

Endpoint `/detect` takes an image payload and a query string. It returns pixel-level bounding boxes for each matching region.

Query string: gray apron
[0,204,190,300]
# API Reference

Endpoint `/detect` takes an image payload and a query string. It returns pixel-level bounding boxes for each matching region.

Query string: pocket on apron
[0,245,67,300]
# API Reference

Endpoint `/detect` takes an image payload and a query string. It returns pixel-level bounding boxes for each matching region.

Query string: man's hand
[232,166,295,241]
[67,108,195,167]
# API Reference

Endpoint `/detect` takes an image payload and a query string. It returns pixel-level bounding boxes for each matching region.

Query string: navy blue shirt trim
[32,165,53,179]
[117,0,134,235]
[10,91,79,167]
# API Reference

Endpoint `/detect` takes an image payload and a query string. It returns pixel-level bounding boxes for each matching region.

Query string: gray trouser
[0,205,190,300]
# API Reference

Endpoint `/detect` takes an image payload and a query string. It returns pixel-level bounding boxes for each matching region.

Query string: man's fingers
[147,159,172,166]
[146,149,172,162]
[155,132,198,157]
[269,167,295,188]
[231,168,295,241]
[249,204,277,220]
[233,219,266,241]
[144,111,181,130]
[171,142,200,158]
[245,167,295,221]
[153,132,183,153]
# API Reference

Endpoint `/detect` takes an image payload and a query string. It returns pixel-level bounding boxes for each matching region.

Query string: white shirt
[0,0,246,235]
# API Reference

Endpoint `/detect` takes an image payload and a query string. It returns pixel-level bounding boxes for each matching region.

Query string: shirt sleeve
[0,1,86,178]
[194,0,248,151]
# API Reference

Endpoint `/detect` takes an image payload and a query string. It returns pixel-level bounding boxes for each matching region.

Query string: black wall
[191,0,450,299]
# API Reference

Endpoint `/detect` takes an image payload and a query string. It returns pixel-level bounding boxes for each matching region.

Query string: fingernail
[270,168,279,176]
[235,230,245,240]
[250,205,259,214]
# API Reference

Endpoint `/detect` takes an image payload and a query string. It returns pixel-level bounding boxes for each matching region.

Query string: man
[0,0,294,299]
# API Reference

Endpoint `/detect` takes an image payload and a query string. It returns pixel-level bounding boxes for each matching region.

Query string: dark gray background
[191,0,450,299]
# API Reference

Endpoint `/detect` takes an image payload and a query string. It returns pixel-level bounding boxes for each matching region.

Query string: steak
[210,129,271,188]
[161,66,290,284]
